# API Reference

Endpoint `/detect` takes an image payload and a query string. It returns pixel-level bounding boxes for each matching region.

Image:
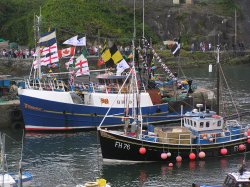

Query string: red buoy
[168,163,173,167]
[198,151,206,159]
[239,144,245,151]
[161,153,168,160]
[176,155,182,162]
[139,147,146,155]
[247,129,250,136]
[220,148,228,155]
[189,152,196,160]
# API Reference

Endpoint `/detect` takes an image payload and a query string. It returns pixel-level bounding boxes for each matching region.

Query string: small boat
[76,178,111,187]
[97,44,250,163]
[0,133,32,187]
[192,161,250,187]
[0,172,33,187]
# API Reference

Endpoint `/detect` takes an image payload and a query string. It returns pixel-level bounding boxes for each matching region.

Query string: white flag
[63,35,78,46]
[116,59,130,75]
[76,37,86,46]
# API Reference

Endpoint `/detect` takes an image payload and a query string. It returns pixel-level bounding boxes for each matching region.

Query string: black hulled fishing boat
[97,43,250,163]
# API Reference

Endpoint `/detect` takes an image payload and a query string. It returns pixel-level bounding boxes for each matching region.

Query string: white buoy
[209,64,212,72]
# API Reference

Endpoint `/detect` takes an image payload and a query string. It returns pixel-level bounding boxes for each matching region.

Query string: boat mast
[216,36,220,115]
[37,8,42,79]
[0,133,6,187]
[234,9,237,46]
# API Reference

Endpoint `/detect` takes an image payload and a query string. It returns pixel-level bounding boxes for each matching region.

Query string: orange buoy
[161,153,168,160]
[198,151,206,159]
[189,152,196,160]
[139,147,146,155]
[239,144,246,151]
[176,155,182,162]
[220,148,228,155]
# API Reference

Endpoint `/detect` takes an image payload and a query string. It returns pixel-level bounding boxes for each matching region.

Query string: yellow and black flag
[101,44,123,67]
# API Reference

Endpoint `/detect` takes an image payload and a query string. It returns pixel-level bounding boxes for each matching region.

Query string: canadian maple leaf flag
[58,47,75,58]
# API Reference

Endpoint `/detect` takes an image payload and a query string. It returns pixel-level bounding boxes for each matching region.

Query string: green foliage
[0,0,158,47]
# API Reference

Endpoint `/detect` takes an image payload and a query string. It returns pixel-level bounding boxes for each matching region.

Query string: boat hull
[98,129,250,163]
[18,94,192,131]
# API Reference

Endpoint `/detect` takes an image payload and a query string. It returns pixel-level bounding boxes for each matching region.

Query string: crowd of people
[0,48,35,58]
[190,41,246,54]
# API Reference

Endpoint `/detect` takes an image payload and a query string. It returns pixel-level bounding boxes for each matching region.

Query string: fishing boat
[17,14,193,131]
[97,44,250,163]
[0,133,32,187]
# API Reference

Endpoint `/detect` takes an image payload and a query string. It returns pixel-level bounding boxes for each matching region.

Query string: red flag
[58,47,75,58]
[97,57,104,67]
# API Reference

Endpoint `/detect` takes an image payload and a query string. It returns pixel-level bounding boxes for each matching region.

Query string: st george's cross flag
[75,54,90,76]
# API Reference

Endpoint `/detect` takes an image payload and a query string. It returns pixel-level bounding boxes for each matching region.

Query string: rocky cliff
[125,0,250,49]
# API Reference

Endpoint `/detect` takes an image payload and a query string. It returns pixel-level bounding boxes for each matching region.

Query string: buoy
[209,138,214,142]
[176,155,182,162]
[189,152,196,160]
[168,163,173,167]
[248,139,250,144]
[139,147,146,155]
[166,152,171,157]
[199,151,206,159]
[244,132,248,136]
[220,148,228,155]
[208,64,212,72]
[161,152,168,160]
[239,144,245,151]
[247,129,250,136]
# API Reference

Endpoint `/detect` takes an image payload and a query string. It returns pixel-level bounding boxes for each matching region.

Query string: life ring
[84,182,98,187]
[11,109,23,121]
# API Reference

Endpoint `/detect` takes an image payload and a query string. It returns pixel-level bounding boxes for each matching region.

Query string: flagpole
[36,13,42,80]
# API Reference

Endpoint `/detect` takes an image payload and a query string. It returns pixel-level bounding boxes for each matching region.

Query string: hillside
[0,0,249,49]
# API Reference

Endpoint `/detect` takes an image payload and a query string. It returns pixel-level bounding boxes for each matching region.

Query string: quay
[0,99,23,129]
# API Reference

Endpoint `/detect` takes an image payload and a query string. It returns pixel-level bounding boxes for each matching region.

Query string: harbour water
[3,63,250,187]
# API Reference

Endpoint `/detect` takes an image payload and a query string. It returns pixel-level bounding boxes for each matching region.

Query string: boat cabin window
[194,121,196,127]
[217,120,222,127]
[191,120,193,126]
[187,119,190,125]
[200,122,204,128]
[206,121,210,128]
